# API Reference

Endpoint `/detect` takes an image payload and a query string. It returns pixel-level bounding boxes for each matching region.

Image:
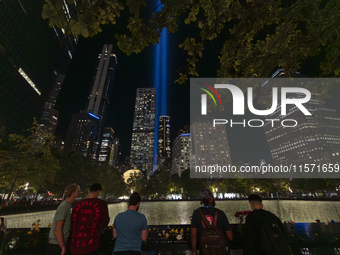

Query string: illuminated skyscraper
[98,127,114,163]
[130,88,156,177]
[41,74,65,134]
[87,44,117,118]
[158,115,171,168]
[64,111,97,157]
[109,138,120,166]
[48,109,60,135]
[86,44,117,160]
[64,45,117,158]
[262,71,340,165]
[191,118,232,167]
[0,0,77,133]
[171,131,191,177]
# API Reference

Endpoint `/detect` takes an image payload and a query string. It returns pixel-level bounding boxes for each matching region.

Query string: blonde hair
[64,183,78,198]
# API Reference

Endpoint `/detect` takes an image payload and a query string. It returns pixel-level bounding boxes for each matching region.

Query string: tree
[95,163,126,199]
[51,150,97,197]
[289,178,339,196]
[126,172,145,195]
[168,173,182,195]
[177,169,207,199]
[221,178,253,195]
[0,120,59,200]
[0,148,27,199]
[149,169,171,197]
[42,0,340,85]
[51,151,127,199]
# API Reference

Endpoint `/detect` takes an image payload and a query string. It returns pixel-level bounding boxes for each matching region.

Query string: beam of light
[153,31,161,171]
[153,0,168,170]
[161,28,167,115]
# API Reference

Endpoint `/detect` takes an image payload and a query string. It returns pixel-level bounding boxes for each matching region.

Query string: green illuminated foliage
[42,0,340,84]
[0,119,59,199]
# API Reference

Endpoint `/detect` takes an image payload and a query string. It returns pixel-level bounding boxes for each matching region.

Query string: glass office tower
[64,45,117,159]
[130,88,156,178]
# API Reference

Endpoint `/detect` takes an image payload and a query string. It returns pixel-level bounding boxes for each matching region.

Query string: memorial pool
[3,200,340,228]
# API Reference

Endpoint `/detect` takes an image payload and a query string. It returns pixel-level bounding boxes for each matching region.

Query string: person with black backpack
[243,194,292,255]
[190,190,233,255]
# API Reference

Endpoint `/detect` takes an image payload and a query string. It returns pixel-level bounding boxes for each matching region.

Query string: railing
[3,223,340,254]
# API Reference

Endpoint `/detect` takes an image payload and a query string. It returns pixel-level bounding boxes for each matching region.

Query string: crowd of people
[46,184,291,255]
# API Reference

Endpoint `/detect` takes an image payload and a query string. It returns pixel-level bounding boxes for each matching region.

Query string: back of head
[90,183,102,192]
[248,194,262,206]
[129,192,141,206]
[200,189,213,206]
[65,183,78,198]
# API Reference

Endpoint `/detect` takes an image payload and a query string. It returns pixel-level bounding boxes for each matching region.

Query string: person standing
[47,183,79,255]
[69,183,110,255]
[112,192,148,255]
[191,190,233,255]
[243,194,291,255]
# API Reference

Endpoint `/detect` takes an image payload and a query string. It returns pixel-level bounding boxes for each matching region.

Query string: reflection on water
[3,200,340,228]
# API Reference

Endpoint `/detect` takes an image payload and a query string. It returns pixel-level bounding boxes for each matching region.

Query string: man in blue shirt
[113,192,148,255]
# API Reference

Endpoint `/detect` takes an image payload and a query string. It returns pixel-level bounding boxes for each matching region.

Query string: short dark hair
[248,194,262,203]
[129,192,141,206]
[90,183,102,192]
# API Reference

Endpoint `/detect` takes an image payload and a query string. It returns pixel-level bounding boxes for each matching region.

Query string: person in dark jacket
[243,194,290,255]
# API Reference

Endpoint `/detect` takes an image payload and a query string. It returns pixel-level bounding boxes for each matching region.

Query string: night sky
[53,6,340,165]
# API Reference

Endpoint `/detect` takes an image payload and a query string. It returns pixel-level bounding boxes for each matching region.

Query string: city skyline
[54,40,340,166]
[54,24,191,162]
[5,2,339,167]
[2,0,340,210]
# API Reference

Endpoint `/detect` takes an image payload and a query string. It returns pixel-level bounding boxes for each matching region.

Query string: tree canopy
[0,120,59,199]
[42,0,340,83]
